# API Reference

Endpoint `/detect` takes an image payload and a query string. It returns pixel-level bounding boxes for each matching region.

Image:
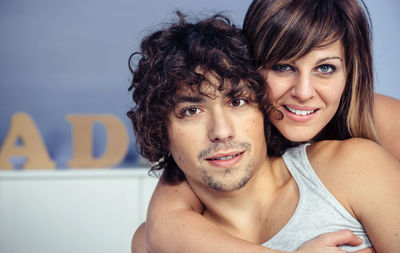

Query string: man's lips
[206,151,244,160]
[205,151,245,168]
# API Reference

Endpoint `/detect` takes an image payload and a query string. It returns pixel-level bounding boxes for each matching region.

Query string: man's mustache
[197,142,251,160]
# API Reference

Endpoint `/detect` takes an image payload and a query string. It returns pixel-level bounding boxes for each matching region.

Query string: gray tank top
[262,144,372,251]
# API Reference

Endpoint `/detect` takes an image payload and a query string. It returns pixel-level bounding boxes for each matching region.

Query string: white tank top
[262,144,372,251]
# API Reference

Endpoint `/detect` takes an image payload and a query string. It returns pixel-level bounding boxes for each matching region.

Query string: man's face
[167,74,267,192]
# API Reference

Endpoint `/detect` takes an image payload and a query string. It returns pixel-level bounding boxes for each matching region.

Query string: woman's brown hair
[243,0,380,155]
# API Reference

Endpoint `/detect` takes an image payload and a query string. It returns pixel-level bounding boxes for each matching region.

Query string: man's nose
[207,109,234,143]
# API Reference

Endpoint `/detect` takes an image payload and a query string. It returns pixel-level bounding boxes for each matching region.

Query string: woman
[134,0,400,252]
[243,0,399,159]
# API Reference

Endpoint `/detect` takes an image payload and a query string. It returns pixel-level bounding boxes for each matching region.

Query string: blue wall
[0,0,399,168]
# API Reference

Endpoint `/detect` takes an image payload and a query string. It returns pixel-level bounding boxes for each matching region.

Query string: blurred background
[0,0,399,252]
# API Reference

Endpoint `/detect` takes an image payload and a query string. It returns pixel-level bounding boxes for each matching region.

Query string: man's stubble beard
[200,159,256,192]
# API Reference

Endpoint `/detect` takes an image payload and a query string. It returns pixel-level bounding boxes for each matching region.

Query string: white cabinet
[0,169,158,253]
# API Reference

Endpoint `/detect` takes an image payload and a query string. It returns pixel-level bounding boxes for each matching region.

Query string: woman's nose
[291,73,315,101]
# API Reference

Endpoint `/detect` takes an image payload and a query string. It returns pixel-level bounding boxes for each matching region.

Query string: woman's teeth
[285,105,315,116]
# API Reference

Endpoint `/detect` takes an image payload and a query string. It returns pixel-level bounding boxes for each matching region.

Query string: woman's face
[260,40,347,142]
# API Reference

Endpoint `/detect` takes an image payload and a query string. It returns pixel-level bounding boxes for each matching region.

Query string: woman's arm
[349,140,400,252]
[141,176,372,253]
[373,93,400,160]
[144,179,272,253]
[132,223,149,253]
[319,138,400,253]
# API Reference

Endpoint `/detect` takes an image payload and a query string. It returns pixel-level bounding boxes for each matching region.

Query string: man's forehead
[175,80,251,100]
[176,71,252,98]
[175,82,218,98]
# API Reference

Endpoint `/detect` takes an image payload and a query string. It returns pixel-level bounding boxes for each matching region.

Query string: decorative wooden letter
[0,112,55,170]
[66,114,129,168]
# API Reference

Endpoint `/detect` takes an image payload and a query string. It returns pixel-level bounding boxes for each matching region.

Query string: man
[128,12,398,253]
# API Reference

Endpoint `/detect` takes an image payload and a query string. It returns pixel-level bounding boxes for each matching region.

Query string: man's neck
[190,156,293,243]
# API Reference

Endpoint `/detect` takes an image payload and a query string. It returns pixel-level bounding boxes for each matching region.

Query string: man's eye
[271,64,293,72]
[315,64,336,74]
[183,107,201,116]
[230,98,247,107]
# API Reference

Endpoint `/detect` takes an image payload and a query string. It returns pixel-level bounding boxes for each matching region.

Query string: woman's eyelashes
[271,63,294,73]
[271,63,337,75]
[314,64,336,74]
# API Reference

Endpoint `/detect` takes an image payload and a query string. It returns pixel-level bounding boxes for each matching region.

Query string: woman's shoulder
[374,93,400,106]
[373,93,400,160]
[306,138,394,185]
[307,138,399,217]
[307,138,382,163]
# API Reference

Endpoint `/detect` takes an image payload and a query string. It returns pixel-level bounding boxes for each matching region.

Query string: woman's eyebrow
[316,56,343,65]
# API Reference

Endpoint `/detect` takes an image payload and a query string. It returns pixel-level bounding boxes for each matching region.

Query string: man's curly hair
[127,12,272,183]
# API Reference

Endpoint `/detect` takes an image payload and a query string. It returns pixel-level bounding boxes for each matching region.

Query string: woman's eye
[271,64,293,72]
[230,98,247,107]
[316,64,336,74]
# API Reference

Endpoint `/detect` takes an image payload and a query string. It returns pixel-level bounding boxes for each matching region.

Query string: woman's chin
[280,129,317,143]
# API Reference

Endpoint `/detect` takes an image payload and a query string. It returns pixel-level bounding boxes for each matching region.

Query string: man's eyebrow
[175,95,205,104]
[223,86,253,98]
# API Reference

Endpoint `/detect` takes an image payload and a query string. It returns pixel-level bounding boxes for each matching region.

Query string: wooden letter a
[0,112,55,170]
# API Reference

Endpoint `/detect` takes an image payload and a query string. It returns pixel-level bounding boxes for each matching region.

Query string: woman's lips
[283,105,318,122]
